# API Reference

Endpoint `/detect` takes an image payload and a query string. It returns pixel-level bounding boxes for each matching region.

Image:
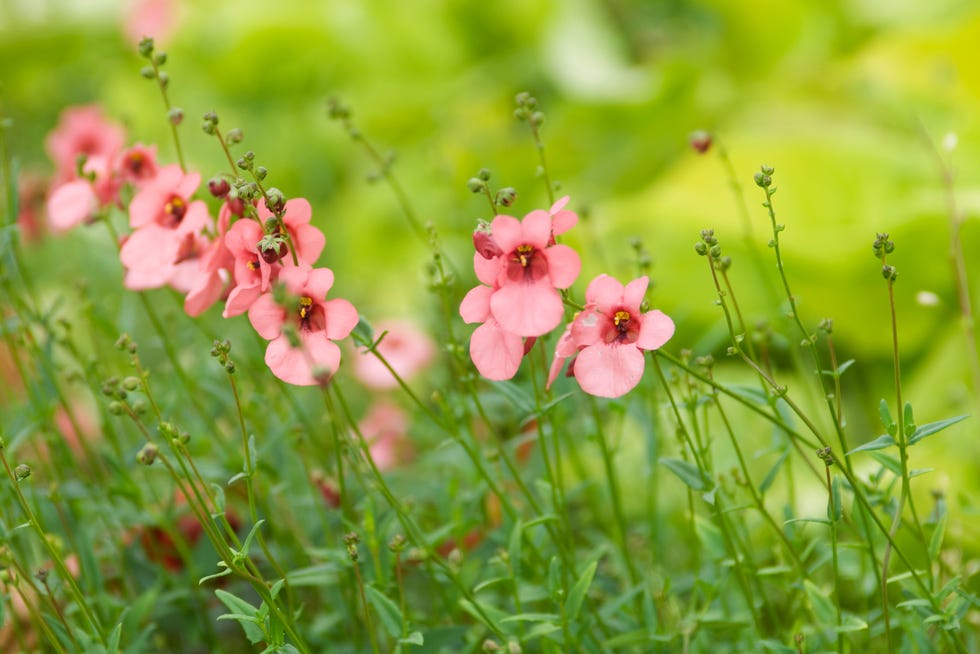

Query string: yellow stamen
[299,296,313,320]
[516,244,533,267]
[614,310,630,326]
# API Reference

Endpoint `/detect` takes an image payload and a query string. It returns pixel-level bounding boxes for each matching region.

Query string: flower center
[125,152,146,176]
[516,244,534,267]
[246,258,260,271]
[613,310,631,332]
[163,196,187,227]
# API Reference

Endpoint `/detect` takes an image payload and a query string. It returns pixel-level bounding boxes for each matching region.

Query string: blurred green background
[3,0,979,493]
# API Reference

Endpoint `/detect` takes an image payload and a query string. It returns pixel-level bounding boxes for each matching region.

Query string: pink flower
[183,204,235,317]
[248,266,358,386]
[460,285,526,381]
[46,156,120,232]
[353,320,436,390]
[468,199,580,337]
[255,197,326,266]
[116,143,160,188]
[223,198,325,317]
[460,197,580,380]
[122,0,180,45]
[45,105,126,186]
[547,274,675,398]
[120,164,211,290]
[359,401,413,470]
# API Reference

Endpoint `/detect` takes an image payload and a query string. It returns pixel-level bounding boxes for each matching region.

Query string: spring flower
[45,104,126,185]
[466,198,580,337]
[223,198,325,317]
[353,319,436,390]
[548,274,675,398]
[116,143,160,188]
[459,286,526,381]
[183,205,235,316]
[359,401,413,470]
[248,266,358,386]
[120,164,211,290]
[46,155,121,232]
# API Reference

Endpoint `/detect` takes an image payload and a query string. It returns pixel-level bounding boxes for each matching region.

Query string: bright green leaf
[908,415,968,446]
[659,457,705,491]
[365,585,403,638]
[847,434,895,455]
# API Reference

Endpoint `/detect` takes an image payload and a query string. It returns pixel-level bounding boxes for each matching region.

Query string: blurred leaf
[215,589,264,643]
[804,580,836,625]
[908,415,968,446]
[565,560,598,623]
[880,399,896,436]
[758,448,789,494]
[365,585,403,638]
[848,434,896,455]
[659,457,705,491]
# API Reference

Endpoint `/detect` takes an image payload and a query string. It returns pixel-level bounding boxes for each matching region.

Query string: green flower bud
[14,464,31,481]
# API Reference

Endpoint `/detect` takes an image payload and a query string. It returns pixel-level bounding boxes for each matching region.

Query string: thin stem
[824,462,844,654]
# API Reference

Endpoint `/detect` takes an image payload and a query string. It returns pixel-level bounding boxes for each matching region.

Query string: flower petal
[622,276,649,311]
[489,214,522,252]
[224,283,262,318]
[47,181,96,232]
[585,274,625,314]
[248,293,285,340]
[543,244,580,289]
[636,310,675,351]
[474,251,499,286]
[460,285,493,323]
[490,282,563,337]
[521,210,551,248]
[574,343,645,398]
[305,267,335,299]
[469,320,524,381]
[323,298,358,340]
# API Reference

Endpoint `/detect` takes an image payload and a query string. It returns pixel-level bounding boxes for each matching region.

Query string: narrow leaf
[804,580,836,625]
[758,449,789,494]
[908,415,968,446]
[879,399,895,434]
[847,434,895,455]
[929,512,948,561]
[399,632,424,646]
[565,560,598,623]
[365,585,403,638]
[659,457,705,491]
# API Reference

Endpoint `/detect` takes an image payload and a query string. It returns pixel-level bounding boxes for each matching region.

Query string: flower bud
[473,230,502,260]
[14,464,31,480]
[689,130,712,153]
[208,177,231,198]
[226,128,243,144]
[122,376,141,391]
[495,187,517,207]
[154,52,167,65]
[137,442,158,465]
[466,178,484,193]
[138,37,155,58]
[157,72,169,89]
[140,66,156,79]
[168,108,183,126]
[694,242,708,256]
[255,166,268,181]
[754,172,771,188]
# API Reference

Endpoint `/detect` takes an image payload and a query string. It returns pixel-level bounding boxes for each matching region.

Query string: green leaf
[930,512,948,561]
[365,585,403,638]
[199,562,233,585]
[908,415,968,446]
[399,632,424,646]
[659,457,705,491]
[834,614,868,633]
[869,451,902,476]
[565,560,598,623]
[829,476,842,522]
[351,314,375,346]
[758,449,789,494]
[458,599,506,634]
[286,562,341,587]
[804,580,836,625]
[107,622,123,654]
[215,589,264,643]
[903,402,916,438]
[847,434,895,455]
[499,612,560,624]
[879,399,895,435]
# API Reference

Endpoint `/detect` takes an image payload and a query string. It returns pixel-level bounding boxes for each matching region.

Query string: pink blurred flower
[46,156,120,233]
[354,320,436,390]
[116,143,160,188]
[16,172,48,242]
[123,0,180,45]
[120,164,211,290]
[248,266,358,386]
[45,105,126,186]
[547,274,675,398]
[359,401,413,470]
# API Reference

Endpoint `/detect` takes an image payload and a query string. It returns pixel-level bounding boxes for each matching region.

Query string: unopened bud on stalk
[14,464,31,481]
[137,443,158,465]
[168,108,183,126]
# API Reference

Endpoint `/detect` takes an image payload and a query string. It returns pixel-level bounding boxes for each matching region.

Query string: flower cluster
[461,198,675,398]
[41,104,357,386]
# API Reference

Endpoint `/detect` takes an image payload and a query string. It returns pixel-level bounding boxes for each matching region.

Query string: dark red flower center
[506,244,548,282]
[604,309,639,344]
[298,296,324,332]
[163,195,187,227]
